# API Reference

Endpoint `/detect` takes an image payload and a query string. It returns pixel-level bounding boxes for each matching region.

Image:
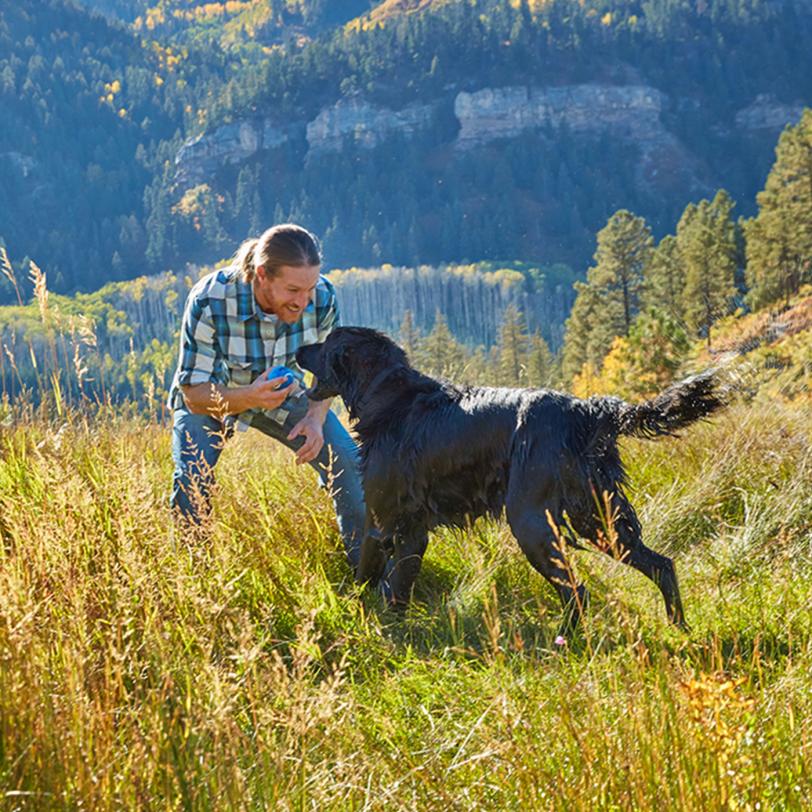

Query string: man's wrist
[306,397,332,424]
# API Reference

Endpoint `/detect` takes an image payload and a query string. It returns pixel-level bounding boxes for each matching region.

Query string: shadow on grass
[352,564,799,679]
[349,559,581,662]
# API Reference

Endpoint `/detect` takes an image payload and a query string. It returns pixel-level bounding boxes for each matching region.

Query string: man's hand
[182,367,305,417]
[287,412,325,464]
[249,368,299,411]
[287,400,330,464]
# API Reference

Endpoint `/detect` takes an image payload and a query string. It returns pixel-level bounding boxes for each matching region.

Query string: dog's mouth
[304,379,340,401]
[296,344,343,401]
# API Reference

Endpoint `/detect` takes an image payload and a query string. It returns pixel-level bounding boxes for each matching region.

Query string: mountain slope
[2,0,811,296]
[153,0,812,274]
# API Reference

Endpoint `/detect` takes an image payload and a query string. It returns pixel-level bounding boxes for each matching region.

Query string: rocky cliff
[175,119,302,187]
[454,84,667,147]
[306,97,435,156]
[173,83,805,197]
[734,94,806,132]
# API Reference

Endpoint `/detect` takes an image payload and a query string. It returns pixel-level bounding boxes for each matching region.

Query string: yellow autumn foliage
[571,360,601,398]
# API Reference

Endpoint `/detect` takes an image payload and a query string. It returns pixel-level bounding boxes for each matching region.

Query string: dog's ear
[327,342,352,378]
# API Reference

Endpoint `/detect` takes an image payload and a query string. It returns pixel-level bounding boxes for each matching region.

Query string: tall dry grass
[0,257,810,808]
[0,396,810,810]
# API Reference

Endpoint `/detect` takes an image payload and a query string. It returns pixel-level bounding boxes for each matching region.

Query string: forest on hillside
[2,0,812,301]
[0,108,808,410]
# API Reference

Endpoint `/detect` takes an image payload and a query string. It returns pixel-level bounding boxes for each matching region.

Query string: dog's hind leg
[592,494,687,630]
[387,527,429,607]
[506,506,590,637]
[626,543,686,630]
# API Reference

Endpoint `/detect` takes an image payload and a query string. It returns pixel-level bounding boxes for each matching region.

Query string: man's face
[254,263,320,323]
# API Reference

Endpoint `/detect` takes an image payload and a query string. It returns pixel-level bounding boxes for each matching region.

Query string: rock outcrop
[454,84,668,147]
[306,97,434,155]
[174,97,435,184]
[453,83,709,195]
[175,119,300,186]
[173,82,732,197]
[734,94,805,132]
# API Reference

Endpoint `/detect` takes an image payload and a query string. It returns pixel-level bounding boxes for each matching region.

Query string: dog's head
[296,327,409,407]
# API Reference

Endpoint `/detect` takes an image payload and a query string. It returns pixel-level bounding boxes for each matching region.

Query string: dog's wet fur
[297,327,723,634]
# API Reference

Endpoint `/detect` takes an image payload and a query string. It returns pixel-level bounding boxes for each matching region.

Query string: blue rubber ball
[268,364,295,388]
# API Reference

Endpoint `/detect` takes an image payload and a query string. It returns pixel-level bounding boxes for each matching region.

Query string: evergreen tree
[745,109,812,308]
[591,210,653,336]
[642,234,685,322]
[235,165,255,233]
[605,308,690,400]
[495,304,529,386]
[527,331,555,389]
[145,175,173,270]
[679,190,737,348]
[561,279,602,384]
[561,210,652,384]
[415,310,468,380]
[398,308,420,362]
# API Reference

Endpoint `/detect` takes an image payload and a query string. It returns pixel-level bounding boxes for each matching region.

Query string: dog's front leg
[388,528,429,607]
[355,513,389,587]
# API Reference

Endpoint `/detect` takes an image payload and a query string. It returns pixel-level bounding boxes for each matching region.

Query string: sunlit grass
[0,398,810,809]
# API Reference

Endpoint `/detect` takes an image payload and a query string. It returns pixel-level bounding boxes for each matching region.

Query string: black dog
[297,327,723,633]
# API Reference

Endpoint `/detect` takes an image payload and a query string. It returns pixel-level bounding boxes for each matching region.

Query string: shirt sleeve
[176,293,218,387]
[316,277,340,342]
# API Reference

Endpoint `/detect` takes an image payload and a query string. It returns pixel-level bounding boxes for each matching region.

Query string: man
[168,223,366,570]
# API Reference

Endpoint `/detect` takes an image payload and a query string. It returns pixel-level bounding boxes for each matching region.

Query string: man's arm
[287,277,342,463]
[182,376,297,418]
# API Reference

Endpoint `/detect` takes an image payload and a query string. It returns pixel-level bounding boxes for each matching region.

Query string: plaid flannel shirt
[168,265,339,426]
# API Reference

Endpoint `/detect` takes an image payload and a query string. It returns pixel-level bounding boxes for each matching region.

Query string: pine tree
[561,210,652,385]
[642,234,685,321]
[679,190,737,348]
[398,308,420,362]
[415,310,468,380]
[145,176,173,271]
[495,303,529,386]
[620,308,690,399]
[591,210,653,336]
[745,110,812,308]
[561,279,601,384]
[527,331,554,388]
[235,165,255,232]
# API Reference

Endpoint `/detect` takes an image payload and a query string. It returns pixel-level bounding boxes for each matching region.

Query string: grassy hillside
[693,291,812,405]
[0,331,810,807]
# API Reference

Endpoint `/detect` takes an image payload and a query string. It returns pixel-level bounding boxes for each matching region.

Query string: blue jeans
[170,399,367,570]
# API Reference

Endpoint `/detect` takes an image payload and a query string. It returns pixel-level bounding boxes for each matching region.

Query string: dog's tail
[598,370,724,440]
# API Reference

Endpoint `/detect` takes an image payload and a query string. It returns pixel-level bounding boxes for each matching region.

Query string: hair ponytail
[234,237,260,281]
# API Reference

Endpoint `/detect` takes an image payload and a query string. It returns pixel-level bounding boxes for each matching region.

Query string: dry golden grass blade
[28,258,48,322]
[73,342,89,387]
[77,314,98,348]
[0,244,24,306]
[0,244,12,280]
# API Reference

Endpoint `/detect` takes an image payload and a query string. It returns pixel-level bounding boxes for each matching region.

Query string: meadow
[0,390,810,810]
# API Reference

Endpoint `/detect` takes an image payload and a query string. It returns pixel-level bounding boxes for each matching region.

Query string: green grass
[0,398,811,810]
